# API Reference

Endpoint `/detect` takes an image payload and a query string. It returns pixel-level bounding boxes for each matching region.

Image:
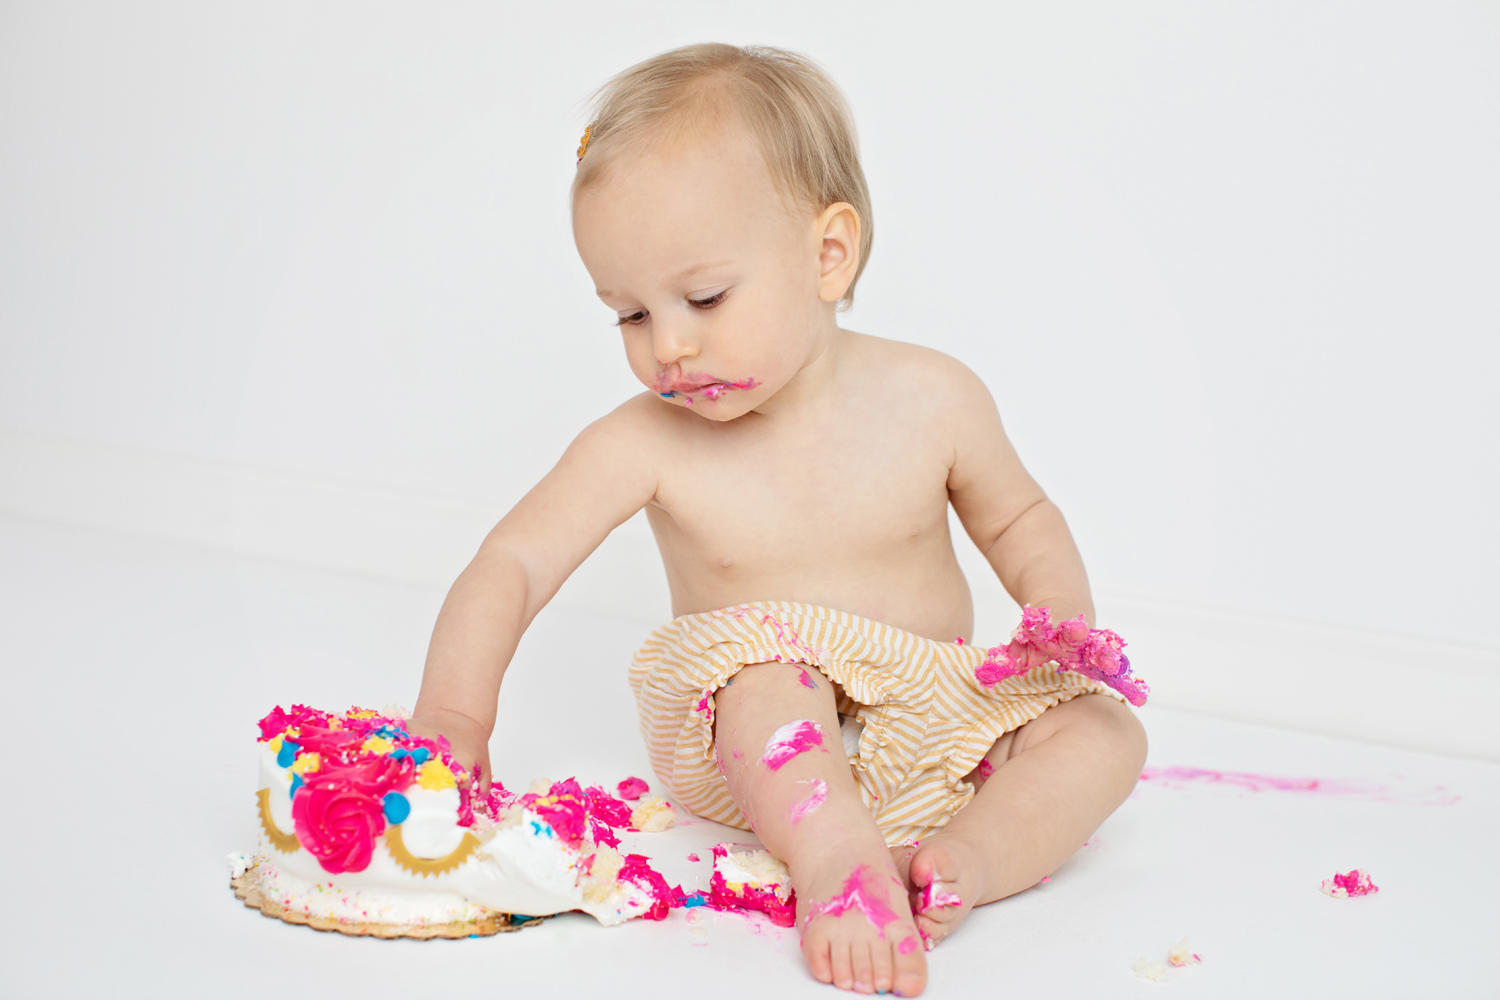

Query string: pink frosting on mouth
[790,778,828,824]
[976,605,1149,706]
[810,864,902,937]
[760,719,828,770]
[654,370,760,405]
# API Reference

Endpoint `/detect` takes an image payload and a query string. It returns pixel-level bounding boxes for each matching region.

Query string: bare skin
[406,114,1147,995]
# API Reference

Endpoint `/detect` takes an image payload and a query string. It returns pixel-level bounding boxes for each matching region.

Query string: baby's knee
[1075,694,1148,774]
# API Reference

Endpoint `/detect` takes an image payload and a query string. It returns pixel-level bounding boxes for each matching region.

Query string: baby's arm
[407,400,661,785]
[943,367,1095,626]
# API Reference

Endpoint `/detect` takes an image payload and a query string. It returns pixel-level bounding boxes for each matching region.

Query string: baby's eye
[614,310,648,327]
[688,290,728,310]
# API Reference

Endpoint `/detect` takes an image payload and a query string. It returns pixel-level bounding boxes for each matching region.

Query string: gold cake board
[231,868,545,939]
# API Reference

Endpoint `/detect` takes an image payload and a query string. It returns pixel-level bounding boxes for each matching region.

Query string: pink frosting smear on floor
[1138,766,1459,805]
[918,882,962,913]
[975,604,1149,706]
[1321,869,1379,898]
[760,719,828,770]
[790,778,828,824]
[810,865,903,937]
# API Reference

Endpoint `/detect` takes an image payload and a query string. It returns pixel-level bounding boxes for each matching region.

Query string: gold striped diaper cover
[629,601,1124,846]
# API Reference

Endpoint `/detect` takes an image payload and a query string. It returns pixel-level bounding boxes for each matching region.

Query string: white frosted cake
[235,703,681,937]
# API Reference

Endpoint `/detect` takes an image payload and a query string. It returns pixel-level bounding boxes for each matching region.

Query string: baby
[409,43,1147,996]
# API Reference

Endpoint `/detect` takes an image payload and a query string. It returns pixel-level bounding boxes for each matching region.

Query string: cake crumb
[630,795,677,832]
[227,852,251,879]
[1168,937,1202,967]
[1133,957,1169,983]
[1321,868,1379,898]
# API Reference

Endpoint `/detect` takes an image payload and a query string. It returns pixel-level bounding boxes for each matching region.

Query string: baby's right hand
[404,709,493,794]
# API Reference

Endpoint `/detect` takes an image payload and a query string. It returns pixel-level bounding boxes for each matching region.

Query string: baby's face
[573,129,833,420]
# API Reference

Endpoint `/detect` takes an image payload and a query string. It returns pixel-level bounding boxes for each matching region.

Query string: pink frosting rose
[291,755,414,873]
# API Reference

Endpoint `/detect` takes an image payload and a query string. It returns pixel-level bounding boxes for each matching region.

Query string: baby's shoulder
[852,333,995,409]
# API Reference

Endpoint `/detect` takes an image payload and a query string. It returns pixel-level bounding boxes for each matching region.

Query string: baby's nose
[652,322,700,366]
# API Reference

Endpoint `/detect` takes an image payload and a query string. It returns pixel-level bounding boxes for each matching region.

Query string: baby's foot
[797,839,927,995]
[905,832,992,949]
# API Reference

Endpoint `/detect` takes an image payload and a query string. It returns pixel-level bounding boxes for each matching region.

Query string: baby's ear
[816,202,861,303]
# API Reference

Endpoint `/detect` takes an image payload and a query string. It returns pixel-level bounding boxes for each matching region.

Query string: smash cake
[234,703,683,938]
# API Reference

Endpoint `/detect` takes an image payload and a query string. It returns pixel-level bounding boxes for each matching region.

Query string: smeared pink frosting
[975,605,1149,706]
[730,609,822,664]
[790,778,828,824]
[797,667,819,690]
[617,853,685,920]
[810,864,902,937]
[616,776,650,801]
[1138,767,1459,805]
[918,882,962,912]
[975,758,995,779]
[1321,869,1379,898]
[760,719,828,770]
[695,688,714,721]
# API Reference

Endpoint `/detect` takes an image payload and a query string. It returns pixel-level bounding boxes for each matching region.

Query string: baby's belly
[658,545,977,644]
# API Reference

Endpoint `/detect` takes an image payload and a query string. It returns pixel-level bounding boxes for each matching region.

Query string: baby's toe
[892,936,928,996]
[870,934,897,994]
[829,938,856,991]
[804,928,835,984]
[850,939,876,994]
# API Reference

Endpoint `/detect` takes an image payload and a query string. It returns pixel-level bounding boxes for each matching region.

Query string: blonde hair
[572,43,873,308]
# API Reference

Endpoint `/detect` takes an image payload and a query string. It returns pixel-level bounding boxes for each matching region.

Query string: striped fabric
[630,601,1123,846]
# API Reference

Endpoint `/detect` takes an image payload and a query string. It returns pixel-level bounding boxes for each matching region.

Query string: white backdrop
[2,2,1496,654]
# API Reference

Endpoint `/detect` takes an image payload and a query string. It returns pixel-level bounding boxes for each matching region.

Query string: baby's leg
[902,694,1147,947]
[715,662,927,996]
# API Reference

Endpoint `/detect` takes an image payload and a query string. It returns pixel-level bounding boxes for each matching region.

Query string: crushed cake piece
[630,795,677,832]
[709,842,796,927]
[1321,869,1379,898]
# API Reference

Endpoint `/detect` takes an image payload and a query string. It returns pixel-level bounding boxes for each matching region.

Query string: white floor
[1,511,1496,998]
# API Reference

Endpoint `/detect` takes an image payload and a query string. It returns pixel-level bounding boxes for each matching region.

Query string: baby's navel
[719,556,734,568]
[908,525,921,537]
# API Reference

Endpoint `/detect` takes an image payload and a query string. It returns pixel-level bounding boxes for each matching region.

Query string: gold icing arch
[256,787,302,854]
[386,824,482,877]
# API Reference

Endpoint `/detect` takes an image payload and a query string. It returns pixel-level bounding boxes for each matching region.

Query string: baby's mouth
[655,374,760,404]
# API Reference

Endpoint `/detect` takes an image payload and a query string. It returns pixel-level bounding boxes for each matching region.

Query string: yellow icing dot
[347,707,379,720]
[362,736,394,755]
[417,760,457,791]
[290,752,321,775]
[327,717,343,729]
[268,735,283,755]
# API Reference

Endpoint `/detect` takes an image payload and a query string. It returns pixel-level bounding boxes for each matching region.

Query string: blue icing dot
[289,773,304,799]
[682,893,709,909]
[383,791,411,825]
[390,748,410,761]
[409,747,431,766]
[277,741,300,768]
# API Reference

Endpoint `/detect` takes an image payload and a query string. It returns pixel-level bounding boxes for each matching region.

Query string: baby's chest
[655,429,952,554]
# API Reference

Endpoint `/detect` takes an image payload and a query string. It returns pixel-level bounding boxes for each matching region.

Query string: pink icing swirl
[291,755,415,873]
